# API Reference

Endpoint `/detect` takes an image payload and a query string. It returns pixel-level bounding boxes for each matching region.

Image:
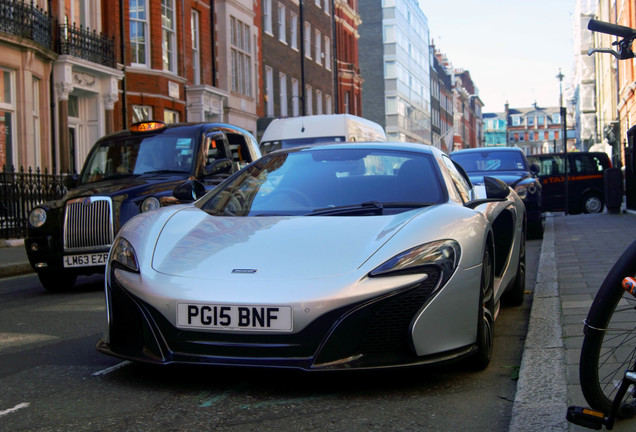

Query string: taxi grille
[64,197,114,251]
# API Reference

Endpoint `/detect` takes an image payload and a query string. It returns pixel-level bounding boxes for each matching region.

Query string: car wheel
[582,193,603,214]
[503,228,526,306]
[468,245,495,370]
[37,270,77,292]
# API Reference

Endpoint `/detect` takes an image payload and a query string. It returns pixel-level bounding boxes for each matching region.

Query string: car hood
[151,206,422,280]
[467,171,531,187]
[65,174,190,201]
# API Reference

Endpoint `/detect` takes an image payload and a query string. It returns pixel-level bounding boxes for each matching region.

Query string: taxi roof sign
[130,121,167,133]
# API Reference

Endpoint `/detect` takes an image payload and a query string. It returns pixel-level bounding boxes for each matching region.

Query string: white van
[259,114,387,154]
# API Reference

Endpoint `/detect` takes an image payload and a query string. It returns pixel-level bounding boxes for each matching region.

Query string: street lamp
[556,68,568,214]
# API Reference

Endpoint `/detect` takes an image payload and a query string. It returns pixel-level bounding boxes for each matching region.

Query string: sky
[419,0,576,113]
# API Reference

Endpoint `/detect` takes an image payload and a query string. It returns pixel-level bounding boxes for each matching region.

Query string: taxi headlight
[369,239,460,285]
[141,196,161,213]
[28,207,47,228]
[110,238,139,272]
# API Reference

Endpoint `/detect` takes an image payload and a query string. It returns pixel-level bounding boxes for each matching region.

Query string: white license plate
[63,252,109,268]
[177,303,293,332]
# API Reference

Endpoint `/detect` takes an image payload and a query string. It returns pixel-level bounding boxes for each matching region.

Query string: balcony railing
[0,0,53,49]
[57,23,115,68]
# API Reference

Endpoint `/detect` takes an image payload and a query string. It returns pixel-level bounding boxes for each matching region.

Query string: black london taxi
[25,121,261,291]
[526,152,611,214]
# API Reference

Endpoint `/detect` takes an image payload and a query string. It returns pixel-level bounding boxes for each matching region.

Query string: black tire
[582,193,603,214]
[468,244,495,370]
[503,228,526,307]
[579,240,636,417]
[37,270,77,292]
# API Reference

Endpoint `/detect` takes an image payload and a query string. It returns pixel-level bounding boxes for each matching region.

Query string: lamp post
[556,68,568,214]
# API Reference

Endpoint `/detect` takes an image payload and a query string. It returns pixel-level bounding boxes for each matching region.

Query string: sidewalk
[4,212,636,430]
[510,211,636,432]
[0,238,32,278]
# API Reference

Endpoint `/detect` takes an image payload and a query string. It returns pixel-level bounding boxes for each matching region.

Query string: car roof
[451,147,524,154]
[272,141,440,155]
[95,122,252,142]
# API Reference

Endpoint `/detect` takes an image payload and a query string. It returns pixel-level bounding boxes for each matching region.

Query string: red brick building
[334,0,362,116]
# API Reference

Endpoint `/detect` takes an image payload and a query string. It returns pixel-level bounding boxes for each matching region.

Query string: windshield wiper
[308,201,434,216]
[140,169,188,175]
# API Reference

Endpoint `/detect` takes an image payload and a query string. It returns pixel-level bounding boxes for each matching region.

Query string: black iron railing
[0,166,71,239]
[56,23,116,68]
[0,0,53,49]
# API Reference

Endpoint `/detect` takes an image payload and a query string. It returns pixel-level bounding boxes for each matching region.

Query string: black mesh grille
[359,268,441,355]
[108,277,145,354]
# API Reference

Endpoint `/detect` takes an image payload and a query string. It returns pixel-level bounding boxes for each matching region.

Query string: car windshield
[452,151,527,172]
[79,134,195,184]
[200,148,443,216]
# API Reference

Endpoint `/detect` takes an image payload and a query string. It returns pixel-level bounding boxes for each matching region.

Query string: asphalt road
[0,239,540,432]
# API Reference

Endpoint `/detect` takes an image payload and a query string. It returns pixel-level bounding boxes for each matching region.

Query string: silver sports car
[97,142,527,371]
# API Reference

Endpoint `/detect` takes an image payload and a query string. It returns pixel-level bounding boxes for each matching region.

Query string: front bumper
[98,266,473,370]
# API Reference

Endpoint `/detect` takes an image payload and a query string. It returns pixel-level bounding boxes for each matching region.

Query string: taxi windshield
[79,134,195,184]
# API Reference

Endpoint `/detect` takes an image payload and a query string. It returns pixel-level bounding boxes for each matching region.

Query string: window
[315,29,322,65]
[323,0,330,14]
[291,78,299,116]
[304,22,311,59]
[306,85,312,115]
[527,116,534,126]
[32,77,41,167]
[316,90,322,115]
[278,3,286,43]
[512,115,521,126]
[130,0,149,66]
[161,0,177,73]
[231,17,252,97]
[164,109,179,124]
[191,10,201,85]
[326,94,332,114]
[552,113,561,124]
[264,0,272,34]
[290,12,298,50]
[324,36,331,70]
[344,91,350,114]
[537,116,545,126]
[279,73,288,117]
[132,105,152,123]
[265,66,274,116]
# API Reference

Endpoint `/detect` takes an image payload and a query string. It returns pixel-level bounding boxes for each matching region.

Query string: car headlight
[514,183,537,200]
[369,239,460,285]
[110,238,139,272]
[28,207,47,228]
[141,196,161,213]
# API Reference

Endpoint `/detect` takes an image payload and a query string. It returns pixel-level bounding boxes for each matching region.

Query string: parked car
[25,121,261,291]
[97,142,527,371]
[526,152,612,214]
[450,147,544,238]
[259,114,387,155]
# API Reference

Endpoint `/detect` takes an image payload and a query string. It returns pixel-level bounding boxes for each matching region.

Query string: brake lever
[588,46,636,59]
[587,47,622,58]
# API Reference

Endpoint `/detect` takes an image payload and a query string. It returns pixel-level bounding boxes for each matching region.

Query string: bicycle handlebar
[587,19,636,60]
[588,19,636,38]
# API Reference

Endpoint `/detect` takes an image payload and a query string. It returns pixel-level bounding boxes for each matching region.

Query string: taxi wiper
[309,201,434,216]
[140,169,188,174]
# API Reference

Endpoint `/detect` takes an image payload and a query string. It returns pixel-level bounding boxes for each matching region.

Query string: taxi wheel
[582,193,603,214]
[37,270,77,292]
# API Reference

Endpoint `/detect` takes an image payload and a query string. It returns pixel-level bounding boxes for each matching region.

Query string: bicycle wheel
[579,239,636,416]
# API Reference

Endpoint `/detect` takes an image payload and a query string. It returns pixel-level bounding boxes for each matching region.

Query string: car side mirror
[530,163,540,175]
[204,159,233,176]
[173,179,206,201]
[465,176,510,209]
[64,174,79,189]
